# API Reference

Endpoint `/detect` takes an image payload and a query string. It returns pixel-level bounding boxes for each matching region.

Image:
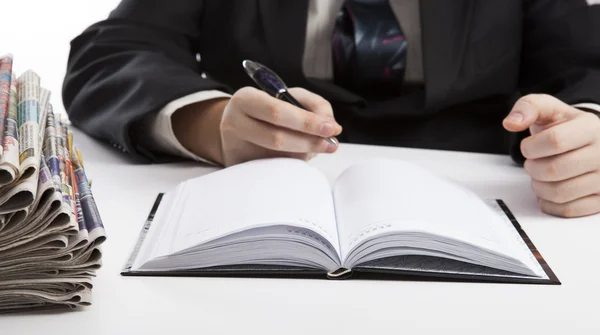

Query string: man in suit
[63,0,600,217]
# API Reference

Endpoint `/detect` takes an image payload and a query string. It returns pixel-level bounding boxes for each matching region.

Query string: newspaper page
[2,209,28,236]
[0,113,78,248]
[0,56,14,185]
[56,115,74,216]
[0,73,20,185]
[68,179,88,251]
[0,204,62,249]
[27,156,55,218]
[37,89,50,151]
[0,208,74,251]
[0,214,5,233]
[0,164,37,215]
[71,147,105,246]
[17,70,41,179]
[0,59,105,313]
[0,183,76,250]
[0,243,101,281]
[61,120,77,225]
[0,135,101,251]
[0,281,91,313]
[0,54,14,160]
[0,71,42,213]
[0,234,68,266]
[52,117,85,248]
[43,109,61,192]
[23,97,55,218]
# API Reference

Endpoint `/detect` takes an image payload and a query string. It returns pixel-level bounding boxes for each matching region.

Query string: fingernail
[506,112,524,123]
[326,141,338,153]
[320,122,335,136]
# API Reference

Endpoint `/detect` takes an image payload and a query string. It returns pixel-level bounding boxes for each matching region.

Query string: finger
[237,88,342,137]
[503,94,579,133]
[520,113,600,159]
[287,87,343,138]
[288,87,336,119]
[524,143,600,182]
[288,88,343,146]
[539,194,600,218]
[531,171,600,204]
[232,114,338,154]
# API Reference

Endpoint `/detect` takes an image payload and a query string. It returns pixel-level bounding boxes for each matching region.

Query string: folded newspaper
[0,54,105,313]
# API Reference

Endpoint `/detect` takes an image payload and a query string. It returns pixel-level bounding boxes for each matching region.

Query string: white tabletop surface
[2,128,599,335]
[2,1,600,334]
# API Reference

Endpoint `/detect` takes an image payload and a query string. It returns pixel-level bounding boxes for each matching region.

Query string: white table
[2,129,598,335]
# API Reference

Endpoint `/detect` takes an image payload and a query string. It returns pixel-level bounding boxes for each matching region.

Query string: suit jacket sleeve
[509,0,600,164]
[62,0,231,162]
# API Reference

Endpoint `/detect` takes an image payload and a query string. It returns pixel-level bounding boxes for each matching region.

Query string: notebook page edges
[333,158,544,277]
[139,158,342,269]
[129,187,182,271]
[488,200,552,281]
[122,193,164,273]
[351,201,558,284]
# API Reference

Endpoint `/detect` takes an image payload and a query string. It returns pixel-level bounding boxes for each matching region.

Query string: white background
[3,0,121,113]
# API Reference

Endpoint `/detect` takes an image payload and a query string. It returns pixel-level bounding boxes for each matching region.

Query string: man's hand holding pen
[172,86,342,167]
[220,87,342,166]
[173,60,342,167]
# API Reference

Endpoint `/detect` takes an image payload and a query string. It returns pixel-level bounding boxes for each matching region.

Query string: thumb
[503,94,577,134]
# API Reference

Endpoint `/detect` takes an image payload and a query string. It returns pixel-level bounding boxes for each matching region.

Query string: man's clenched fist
[504,94,600,218]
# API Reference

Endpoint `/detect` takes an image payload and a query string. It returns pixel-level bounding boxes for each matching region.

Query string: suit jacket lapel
[421,0,475,110]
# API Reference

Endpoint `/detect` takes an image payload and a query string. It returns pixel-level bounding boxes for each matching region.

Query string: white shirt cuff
[573,103,600,114]
[147,90,231,165]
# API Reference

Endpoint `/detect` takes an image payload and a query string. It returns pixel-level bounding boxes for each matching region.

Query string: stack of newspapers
[0,54,105,313]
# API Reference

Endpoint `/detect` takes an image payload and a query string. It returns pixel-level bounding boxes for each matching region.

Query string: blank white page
[333,158,533,265]
[152,158,340,259]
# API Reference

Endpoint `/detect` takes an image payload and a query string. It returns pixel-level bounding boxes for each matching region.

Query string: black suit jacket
[63,0,600,163]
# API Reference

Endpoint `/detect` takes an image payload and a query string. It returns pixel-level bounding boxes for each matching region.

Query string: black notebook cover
[121,194,560,285]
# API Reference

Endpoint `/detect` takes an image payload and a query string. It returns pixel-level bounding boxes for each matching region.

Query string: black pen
[242,60,338,146]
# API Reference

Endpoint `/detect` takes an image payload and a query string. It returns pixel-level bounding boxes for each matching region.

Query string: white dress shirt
[144,0,600,164]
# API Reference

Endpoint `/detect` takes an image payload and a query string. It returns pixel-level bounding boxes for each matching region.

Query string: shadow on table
[71,127,211,169]
[70,127,143,166]
[0,305,87,316]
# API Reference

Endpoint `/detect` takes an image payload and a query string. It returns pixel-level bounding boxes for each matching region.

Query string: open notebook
[122,158,559,284]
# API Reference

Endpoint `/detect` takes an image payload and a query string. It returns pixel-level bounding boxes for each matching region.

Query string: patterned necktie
[332,0,407,100]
